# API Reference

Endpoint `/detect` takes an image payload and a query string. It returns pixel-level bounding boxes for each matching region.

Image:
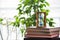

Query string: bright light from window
[46,0,60,18]
[0,0,19,18]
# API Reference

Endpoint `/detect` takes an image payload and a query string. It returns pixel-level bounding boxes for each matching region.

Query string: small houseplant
[17,0,55,28]
[16,0,56,37]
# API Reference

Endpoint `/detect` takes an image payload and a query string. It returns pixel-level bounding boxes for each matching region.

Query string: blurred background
[0,0,60,40]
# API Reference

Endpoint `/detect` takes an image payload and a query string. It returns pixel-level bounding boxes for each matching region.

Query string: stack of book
[25,27,59,38]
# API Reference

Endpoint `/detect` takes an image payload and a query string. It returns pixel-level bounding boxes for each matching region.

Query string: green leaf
[40,9,46,12]
[46,10,50,12]
[23,0,30,6]
[50,18,53,20]
[11,22,15,26]
[40,4,44,8]
[46,10,50,15]
[34,0,38,3]
[40,0,45,3]
[49,21,55,27]
[43,4,46,7]
[17,4,22,10]
[20,27,25,37]
[46,18,49,23]
[20,17,25,19]
[45,2,50,6]
[0,18,3,24]
[19,0,22,2]
[49,22,53,27]
[21,19,26,24]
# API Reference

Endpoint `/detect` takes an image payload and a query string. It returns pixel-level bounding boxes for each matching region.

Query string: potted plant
[16,0,59,38]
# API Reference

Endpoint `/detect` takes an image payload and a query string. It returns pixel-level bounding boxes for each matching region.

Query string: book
[26,28,59,35]
[25,34,58,38]
[26,27,59,32]
[26,31,59,35]
[25,27,60,38]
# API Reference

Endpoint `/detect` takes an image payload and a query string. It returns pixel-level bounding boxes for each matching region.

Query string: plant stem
[6,19,9,40]
[16,27,17,40]
[0,30,3,40]
[7,26,9,40]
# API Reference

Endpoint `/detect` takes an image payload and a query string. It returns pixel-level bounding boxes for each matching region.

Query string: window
[46,0,60,17]
[46,0,60,27]
[0,0,19,18]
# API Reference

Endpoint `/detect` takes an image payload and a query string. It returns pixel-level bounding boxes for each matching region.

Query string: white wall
[0,0,19,18]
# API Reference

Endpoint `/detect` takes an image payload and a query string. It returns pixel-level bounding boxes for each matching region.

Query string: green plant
[20,26,25,37]
[46,18,55,27]
[17,0,54,27]
[0,18,3,40]
[10,15,20,40]
[10,15,20,27]
[0,18,3,24]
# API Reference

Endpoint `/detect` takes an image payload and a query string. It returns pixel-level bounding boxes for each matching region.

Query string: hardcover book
[25,34,58,38]
[25,27,60,38]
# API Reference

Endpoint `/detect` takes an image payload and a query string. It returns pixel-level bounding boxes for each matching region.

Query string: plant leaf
[45,2,50,6]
